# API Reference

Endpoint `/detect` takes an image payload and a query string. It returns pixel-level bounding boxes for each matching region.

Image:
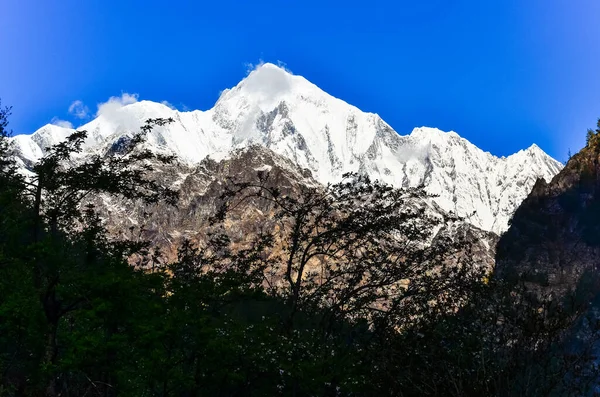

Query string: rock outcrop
[496,130,600,295]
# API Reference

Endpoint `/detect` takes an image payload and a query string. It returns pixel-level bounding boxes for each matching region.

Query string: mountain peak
[31,123,74,152]
[410,127,459,137]
[35,123,74,134]
[525,143,543,154]
[506,142,552,161]
[125,100,176,116]
[10,65,563,235]
[408,127,461,146]
[496,136,600,294]
[216,63,326,112]
[254,62,291,73]
[239,63,296,99]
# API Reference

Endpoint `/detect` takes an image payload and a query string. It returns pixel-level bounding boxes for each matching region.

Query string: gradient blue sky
[1,0,599,160]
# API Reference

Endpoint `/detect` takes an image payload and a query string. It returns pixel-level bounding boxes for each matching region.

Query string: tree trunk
[42,287,61,397]
[44,321,58,397]
[32,178,43,244]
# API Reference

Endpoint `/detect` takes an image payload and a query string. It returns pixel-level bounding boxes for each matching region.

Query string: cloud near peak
[52,93,170,133]
[160,100,176,110]
[96,93,139,118]
[50,117,73,129]
[244,59,292,76]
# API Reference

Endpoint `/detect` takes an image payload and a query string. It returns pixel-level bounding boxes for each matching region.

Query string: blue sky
[1,0,599,160]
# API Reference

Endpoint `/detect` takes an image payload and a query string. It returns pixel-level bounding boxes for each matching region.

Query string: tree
[0,113,179,396]
[0,100,16,182]
[213,171,488,394]
[367,273,600,397]
[2,97,597,396]
[585,118,600,146]
[218,172,484,331]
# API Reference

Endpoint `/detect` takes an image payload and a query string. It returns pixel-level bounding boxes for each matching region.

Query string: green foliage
[0,111,179,396]
[0,100,597,396]
[585,118,600,147]
[586,129,594,145]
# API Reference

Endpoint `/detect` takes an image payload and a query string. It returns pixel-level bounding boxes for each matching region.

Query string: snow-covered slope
[10,63,562,234]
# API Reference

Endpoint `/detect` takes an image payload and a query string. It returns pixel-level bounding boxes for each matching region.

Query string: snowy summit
[11,63,563,234]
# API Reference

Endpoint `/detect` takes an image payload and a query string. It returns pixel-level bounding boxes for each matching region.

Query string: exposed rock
[496,132,600,295]
[84,144,498,275]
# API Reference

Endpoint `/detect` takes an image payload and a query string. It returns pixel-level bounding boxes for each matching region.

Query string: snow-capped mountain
[11,63,562,234]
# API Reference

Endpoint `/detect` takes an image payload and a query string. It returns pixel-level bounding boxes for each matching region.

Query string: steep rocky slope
[93,145,317,259]
[87,144,497,269]
[496,130,600,294]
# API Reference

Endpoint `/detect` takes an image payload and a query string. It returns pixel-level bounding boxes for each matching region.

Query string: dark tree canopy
[0,100,598,397]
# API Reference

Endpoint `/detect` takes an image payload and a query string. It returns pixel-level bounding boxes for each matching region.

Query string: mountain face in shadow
[496,130,600,296]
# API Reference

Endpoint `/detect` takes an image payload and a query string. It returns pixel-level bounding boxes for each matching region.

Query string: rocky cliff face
[90,145,315,258]
[496,131,600,295]
[87,144,497,270]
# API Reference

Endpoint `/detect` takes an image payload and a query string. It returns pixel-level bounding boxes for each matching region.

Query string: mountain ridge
[10,63,563,234]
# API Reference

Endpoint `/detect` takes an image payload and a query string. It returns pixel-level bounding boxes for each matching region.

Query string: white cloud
[244,59,292,75]
[244,59,265,75]
[161,100,176,110]
[276,60,292,74]
[241,60,293,105]
[92,92,142,132]
[50,117,73,129]
[96,92,139,118]
[68,100,89,119]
